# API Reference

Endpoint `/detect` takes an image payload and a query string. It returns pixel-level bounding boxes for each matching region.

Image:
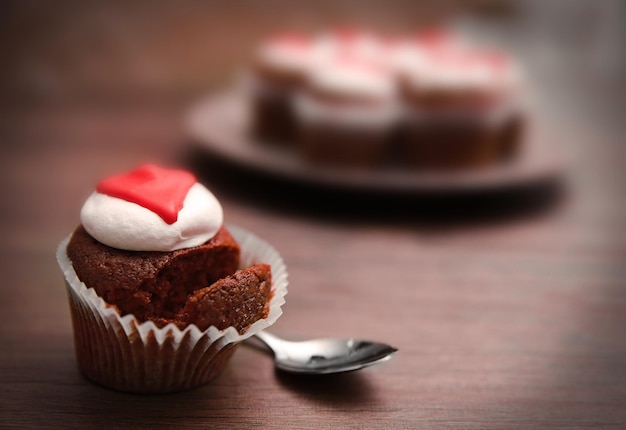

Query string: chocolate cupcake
[295,56,399,168]
[399,47,525,170]
[57,164,288,393]
[249,32,326,144]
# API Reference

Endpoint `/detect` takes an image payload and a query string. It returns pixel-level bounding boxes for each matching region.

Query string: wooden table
[1,2,625,428]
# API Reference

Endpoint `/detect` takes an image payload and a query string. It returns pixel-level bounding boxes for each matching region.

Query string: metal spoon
[246,331,398,375]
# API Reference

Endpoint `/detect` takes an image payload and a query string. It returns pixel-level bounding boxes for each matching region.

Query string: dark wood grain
[1,1,625,429]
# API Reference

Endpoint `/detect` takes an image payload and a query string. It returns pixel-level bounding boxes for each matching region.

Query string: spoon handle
[246,331,282,353]
[252,330,284,352]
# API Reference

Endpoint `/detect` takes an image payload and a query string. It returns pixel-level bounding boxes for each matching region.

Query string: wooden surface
[1,2,625,429]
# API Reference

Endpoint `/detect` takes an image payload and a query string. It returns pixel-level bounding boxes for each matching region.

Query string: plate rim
[185,90,566,193]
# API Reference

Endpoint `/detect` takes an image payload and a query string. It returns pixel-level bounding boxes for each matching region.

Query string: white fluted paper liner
[57,224,288,393]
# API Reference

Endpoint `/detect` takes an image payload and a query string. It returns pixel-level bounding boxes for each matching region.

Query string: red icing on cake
[479,51,508,71]
[329,25,372,42]
[267,32,311,49]
[426,48,509,73]
[414,28,454,47]
[96,164,196,224]
[330,50,390,76]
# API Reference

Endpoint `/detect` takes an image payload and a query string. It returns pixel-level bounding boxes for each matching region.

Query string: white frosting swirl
[80,183,223,252]
[258,44,311,74]
[314,30,387,64]
[257,37,331,75]
[388,42,429,77]
[405,50,523,95]
[307,60,396,100]
[295,93,399,128]
[416,61,495,91]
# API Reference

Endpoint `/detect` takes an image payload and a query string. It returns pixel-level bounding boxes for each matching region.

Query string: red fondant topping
[331,25,369,42]
[269,32,311,49]
[332,54,389,75]
[414,28,453,46]
[426,48,508,72]
[480,51,508,70]
[96,164,196,224]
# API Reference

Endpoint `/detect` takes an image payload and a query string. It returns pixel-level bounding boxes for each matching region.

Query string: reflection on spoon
[246,330,398,375]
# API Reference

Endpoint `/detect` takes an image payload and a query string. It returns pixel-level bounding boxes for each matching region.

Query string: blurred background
[1,0,624,225]
[0,0,623,108]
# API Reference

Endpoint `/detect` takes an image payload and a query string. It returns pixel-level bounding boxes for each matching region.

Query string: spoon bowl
[247,331,398,375]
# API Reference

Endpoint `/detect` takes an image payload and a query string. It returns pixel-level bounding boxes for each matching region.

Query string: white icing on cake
[307,58,396,100]
[405,49,523,95]
[257,35,328,75]
[387,41,429,77]
[80,183,223,252]
[314,28,387,64]
[295,93,399,128]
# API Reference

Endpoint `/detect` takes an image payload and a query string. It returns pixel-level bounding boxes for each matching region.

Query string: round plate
[186,90,565,193]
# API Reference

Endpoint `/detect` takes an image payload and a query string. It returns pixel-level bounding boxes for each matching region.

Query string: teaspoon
[246,331,398,375]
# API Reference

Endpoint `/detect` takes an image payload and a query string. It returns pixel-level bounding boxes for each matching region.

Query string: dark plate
[186,90,565,193]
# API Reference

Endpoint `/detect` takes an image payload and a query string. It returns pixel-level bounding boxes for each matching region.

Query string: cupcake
[399,47,525,170]
[295,55,399,168]
[57,164,288,393]
[250,32,325,144]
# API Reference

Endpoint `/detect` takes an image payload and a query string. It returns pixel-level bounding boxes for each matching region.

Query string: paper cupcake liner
[57,224,288,393]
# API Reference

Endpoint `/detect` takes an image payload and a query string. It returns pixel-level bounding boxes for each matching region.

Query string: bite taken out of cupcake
[57,164,288,393]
